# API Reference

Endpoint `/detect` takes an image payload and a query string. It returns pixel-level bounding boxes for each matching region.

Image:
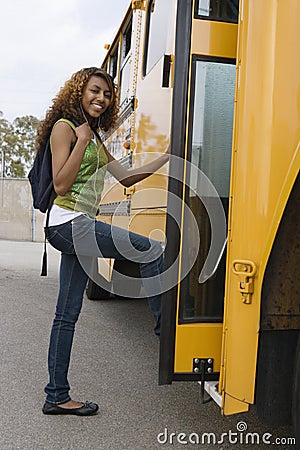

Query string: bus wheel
[112,260,142,299]
[85,258,112,300]
[256,330,298,426]
[292,333,300,445]
[86,277,112,300]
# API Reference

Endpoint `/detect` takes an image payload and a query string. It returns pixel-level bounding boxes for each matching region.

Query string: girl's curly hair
[35,67,119,150]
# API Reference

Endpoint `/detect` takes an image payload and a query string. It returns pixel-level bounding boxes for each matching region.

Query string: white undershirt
[45,204,83,227]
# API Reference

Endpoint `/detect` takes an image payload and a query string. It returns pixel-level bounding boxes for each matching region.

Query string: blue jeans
[44,215,163,404]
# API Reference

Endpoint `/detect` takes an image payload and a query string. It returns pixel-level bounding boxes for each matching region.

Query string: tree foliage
[0,111,39,177]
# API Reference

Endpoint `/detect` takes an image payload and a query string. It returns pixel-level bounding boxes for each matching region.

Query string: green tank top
[51,119,108,218]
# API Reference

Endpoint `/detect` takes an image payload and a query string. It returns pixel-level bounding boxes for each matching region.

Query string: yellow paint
[191,20,237,59]
[221,0,300,413]
[222,394,249,416]
[131,0,146,11]
[174,323,223,373]
[129,211,166,240]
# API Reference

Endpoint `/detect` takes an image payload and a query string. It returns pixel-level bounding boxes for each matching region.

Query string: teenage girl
[35,67,169,416]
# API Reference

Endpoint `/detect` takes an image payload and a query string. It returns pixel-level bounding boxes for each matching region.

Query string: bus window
[109,46,119,83]
[122,17,132,61]
[179,57,236,323]
[195,0,239,23]
[120,17,132,106]
[143,0,173,76]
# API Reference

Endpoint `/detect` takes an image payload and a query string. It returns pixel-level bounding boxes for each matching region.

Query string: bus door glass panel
[196,0,239,23]
[120,17,132,106]
[179,58,236,322]
[143,0,173,76]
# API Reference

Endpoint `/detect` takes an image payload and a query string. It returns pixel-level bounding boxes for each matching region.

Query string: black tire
[85,258,112,300]
[85,259,142,300]
[256,329,299,426]
[112,260,142,299]
[86,277,111,300]
[292,333,300,448]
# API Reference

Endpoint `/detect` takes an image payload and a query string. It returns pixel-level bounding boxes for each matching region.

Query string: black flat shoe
[42,401,99,416]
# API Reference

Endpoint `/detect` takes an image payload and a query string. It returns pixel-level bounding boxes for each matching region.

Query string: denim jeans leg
[44,252,88,404]
[139,246,163,336]
[94,219,163,335]
[72,216,164,335]
[44,216,164,404]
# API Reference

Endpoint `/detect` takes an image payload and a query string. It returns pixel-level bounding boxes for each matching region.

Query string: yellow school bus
[87,0,300,440]
[86,0,172,297]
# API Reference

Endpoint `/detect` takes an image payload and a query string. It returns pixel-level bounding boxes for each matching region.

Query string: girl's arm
[51,122,92,196]
[104,145,170,187]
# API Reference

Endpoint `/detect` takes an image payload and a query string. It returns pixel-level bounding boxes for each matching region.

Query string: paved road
[0,240,295,450]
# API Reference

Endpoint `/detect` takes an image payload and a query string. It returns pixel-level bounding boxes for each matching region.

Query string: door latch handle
[232,260,257,304]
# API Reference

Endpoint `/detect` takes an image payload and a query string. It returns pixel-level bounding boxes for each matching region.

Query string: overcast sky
[0,0,129,122]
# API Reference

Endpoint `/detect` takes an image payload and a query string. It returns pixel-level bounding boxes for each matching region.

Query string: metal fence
[0,178,44,242]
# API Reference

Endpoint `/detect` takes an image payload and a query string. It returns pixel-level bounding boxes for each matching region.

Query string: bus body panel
[221,0,300,413]
[191,20,237,59]
[132,0,176,224]
[100,1,176,239]
[174,323,223,373]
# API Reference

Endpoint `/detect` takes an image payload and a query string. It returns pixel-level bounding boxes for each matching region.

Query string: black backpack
[28,119,78,275]
[28,119,78,214]
[28,137,55,214]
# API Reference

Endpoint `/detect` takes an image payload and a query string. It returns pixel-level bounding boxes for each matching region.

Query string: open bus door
[159,0,238,403]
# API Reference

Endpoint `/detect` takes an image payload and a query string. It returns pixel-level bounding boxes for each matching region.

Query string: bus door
[219,0,300,417]
[159,0,238,396]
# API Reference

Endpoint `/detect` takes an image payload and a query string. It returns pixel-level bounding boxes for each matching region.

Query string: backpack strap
[41,235,48,277]
[41,190,57,276]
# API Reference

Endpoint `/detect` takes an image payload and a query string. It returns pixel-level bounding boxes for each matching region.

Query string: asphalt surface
[0,240,295,450]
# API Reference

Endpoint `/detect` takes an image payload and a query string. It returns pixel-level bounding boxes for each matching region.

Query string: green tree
[0,112,39,177]
[0,112,15,177]
[13,115,39,177]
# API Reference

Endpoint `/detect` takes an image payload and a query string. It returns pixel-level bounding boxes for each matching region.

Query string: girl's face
[81,75,112,119]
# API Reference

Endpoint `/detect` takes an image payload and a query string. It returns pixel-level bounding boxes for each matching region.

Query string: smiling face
[81,75,112,119]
